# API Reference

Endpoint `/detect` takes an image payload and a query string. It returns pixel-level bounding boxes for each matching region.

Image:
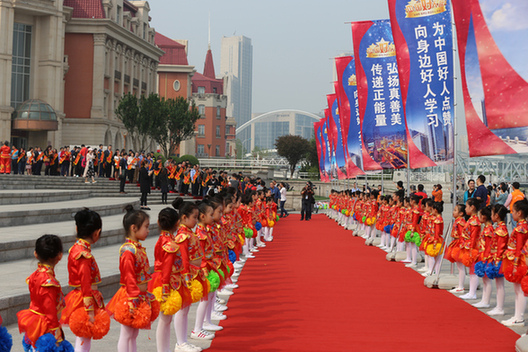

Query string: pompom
[404,231,412,243]
[366,218,372,226]
[412,232,421,246]
[341,209,345,214]
[261,219,268,227]
[485,261,503,280]
[522,276,528,296]
[150,300,160,322]
[353,214,357,221]
[255,222,262,231]
[35,333,58,352]
[207,271,220,292]
[451,247,461,262]
[384,225,391,233]
[189,280,203,303]
[474,261,486,277]
[114,299,134,327]
[268,220,275,227]
[504,260,528,283]
[244,227,253,239]
[57,340,74,352]
[22,335,32,352]
[130,302,152,329]
[218,268,225,279]
[426,242,442,257]
[0,326,13,352]
[345,210,350,216]
[276,215,280,222]
[91,310,110,340]
[362,216,366,223]
[370,217,376,225]
[228,250,236,264]
[69,308,93,338]
[152,287,182,315]
[462,249,479,267]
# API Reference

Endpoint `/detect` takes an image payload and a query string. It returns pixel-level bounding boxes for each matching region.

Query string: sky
[149,0,391,116]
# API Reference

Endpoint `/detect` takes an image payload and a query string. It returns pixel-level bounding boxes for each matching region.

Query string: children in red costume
[0,141,11,174]
[17,235,74,351]
[106,206,159,352]
[500,199,528,326]
[458,198,482,300]
[61,209,110,351]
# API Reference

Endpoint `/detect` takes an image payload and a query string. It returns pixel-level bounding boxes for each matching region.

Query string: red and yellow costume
[502,219,528,283]
[195,224,223,292]
[397,207,410,242]
[425,214,444,257]
[149,230,192,314]
[107,239,159,329]
[176,225,208,304]
[444,217,466,263]
[61,239,110,339]
[491,221,508,263]
[0,145,11,174]
[17,263,65,347]
[460,215,481,270]
[389,204,401,238]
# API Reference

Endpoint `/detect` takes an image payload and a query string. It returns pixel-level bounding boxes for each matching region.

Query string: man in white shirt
[279,182,289,217]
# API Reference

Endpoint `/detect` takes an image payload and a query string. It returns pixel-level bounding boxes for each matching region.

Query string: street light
[241,138,251,159]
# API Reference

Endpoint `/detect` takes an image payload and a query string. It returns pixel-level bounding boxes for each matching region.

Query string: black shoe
[300,218,304,221]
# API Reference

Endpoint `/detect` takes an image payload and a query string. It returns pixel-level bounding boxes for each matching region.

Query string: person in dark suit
[300,181,315,221]
[139,160,153,210]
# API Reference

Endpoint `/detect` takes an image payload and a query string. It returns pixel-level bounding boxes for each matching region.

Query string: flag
[335,56,365,177]
[452,0,527,156]
[388,0,454,167]
[351,19,409,170]
[327,92,348,180]
[322,117,333,180]
[314,120,326,182]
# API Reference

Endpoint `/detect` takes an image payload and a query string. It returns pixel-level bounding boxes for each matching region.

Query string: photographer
[301,181,315,221]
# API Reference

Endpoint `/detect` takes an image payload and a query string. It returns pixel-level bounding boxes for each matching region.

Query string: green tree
[115,93,142,148]
[300,138,320,178]
[164,97,200,157]
[139,93,166,152]
[275,135,311,178]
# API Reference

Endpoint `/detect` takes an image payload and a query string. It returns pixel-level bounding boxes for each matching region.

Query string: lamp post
[241,138,251,159]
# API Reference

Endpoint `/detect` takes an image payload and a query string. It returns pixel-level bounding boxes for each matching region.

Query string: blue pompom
[384,225,390,233]
[474,261,486,278]
[228,249,236,264]
[57,340,74,352]
[0,326,13,352]
[485,261,503,279]
[389,224,394,233]
[353,214,357,221]
[255,222,262,231]
[35,334,57,352]
[22,334,33,352]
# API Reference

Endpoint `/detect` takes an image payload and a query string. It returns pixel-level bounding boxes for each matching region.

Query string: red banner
[335,57,365,178]
[452,0,525,156]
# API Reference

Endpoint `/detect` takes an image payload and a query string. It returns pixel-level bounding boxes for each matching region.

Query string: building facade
[192,47,227,157]
[220,35,252,144]
[0,0,163,151]
[62,0,163,151]
[237,110,320,152]
[0,0,70,149]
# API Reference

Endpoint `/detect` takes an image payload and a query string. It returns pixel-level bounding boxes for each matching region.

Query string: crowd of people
[327,174,528,328]
[2,184,284,352]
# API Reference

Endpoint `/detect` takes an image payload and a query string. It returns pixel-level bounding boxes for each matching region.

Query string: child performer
[458,198,482,300]
[376,196,388,249]
[61,209,110,351]
[17,235,74,351]
[194,201,224,336]
[473,206,494,309]
[446,204,469,294]
[106,206,160,352]
[418,199,433,273]
[239,195,256,258]
[172,199,206,351]
[221,195,238,291]
[388,193,402,252]
[424,202,444,276]
[484,205,508,316]
[501,199,528,326]
[149,207,193,352]
[397,197,411,254]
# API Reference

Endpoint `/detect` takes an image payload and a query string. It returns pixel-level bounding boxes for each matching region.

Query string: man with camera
[301,181,315,221]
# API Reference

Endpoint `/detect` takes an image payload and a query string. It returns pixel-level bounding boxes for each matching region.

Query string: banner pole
[451,4,458,206]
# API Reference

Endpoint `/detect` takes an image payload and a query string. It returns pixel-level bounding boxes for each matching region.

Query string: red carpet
[209,215,519,351]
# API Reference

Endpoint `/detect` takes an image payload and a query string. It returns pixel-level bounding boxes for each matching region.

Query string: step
[0,197,139,227]
[0,203,166,263]
[0,231,160,327]
[0,189,92,205]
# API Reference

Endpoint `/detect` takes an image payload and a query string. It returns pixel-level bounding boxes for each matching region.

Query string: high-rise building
[220,35,253,146]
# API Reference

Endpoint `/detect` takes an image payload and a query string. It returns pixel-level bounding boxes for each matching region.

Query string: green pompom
[404,230,412,242]
[362,216,366,222]
[207,271,220,292]
[218,268,225,279]
[244,227,253,238]
[276,215,280,222]
[412,232,421,246]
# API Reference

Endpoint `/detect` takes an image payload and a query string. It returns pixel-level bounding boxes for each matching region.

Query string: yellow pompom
[366,218,372,226]
[238,234,245,245]
[370,217,376,225]
[153,287,182,315]
[189,280,203,303]
[268,220,275,227]
[345,210,350,216]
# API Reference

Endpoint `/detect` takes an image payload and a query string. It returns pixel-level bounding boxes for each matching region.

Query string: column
[0,1,14,142]
[91,33,106,119]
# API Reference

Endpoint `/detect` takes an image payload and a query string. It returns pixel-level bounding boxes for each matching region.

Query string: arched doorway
[115,132,123,151]
[104,129,112,147]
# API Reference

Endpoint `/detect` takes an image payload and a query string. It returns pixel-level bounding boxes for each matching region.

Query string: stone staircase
[0,174,197,326]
